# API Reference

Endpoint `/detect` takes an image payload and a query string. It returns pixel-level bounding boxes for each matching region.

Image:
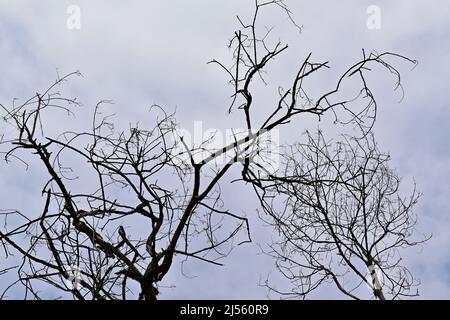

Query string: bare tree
[0,1,416,299]
[0,73,256,299]
[256,130,429,300]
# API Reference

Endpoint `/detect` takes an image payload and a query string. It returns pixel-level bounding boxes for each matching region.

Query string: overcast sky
[0,0,449,299]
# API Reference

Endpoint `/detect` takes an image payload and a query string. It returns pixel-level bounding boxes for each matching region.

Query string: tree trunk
[140,282,159,300]
[368,264,386,300]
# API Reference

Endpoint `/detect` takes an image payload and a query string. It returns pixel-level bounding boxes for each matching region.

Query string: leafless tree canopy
[0,74,255,299]
[255,131,429,300]
[0,1,422,300]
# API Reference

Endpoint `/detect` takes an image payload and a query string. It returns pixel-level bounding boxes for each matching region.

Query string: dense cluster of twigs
[252,131,429,299]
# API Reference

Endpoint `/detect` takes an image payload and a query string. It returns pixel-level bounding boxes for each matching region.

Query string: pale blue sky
[0,0,449,299]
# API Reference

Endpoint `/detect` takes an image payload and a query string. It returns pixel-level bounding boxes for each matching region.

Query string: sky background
[0,0,449,299]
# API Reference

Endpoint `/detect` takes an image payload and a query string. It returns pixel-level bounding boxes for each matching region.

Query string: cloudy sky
[0,0,449,299]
